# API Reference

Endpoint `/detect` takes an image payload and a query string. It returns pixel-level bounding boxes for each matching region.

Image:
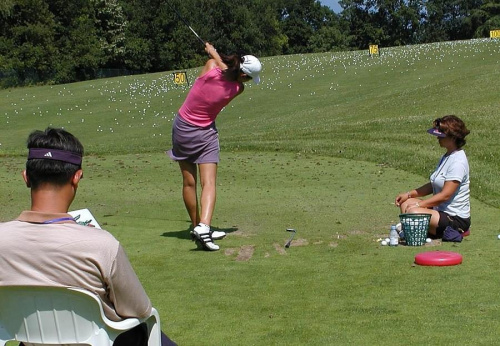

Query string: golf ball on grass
[426,238,432,243]
[381,240,388,246]
[497,234,500,240]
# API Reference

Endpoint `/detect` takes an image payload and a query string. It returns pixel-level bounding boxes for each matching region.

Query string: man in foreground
[0,127,175,345]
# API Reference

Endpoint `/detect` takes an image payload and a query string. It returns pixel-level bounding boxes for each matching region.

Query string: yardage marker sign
[173,71,189,85]
[369,44,379,56]
[490,30,500,38]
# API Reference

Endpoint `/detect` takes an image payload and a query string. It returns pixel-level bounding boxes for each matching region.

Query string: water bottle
[390,225,399,246]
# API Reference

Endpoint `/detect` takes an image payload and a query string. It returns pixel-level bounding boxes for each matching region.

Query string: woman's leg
[179,161,199,227]
[399,198,440,235]
[198,163,217,226]
[190,163,219,250]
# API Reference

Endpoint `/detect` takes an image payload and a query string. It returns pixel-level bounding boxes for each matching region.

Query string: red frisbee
[414,251,463,266]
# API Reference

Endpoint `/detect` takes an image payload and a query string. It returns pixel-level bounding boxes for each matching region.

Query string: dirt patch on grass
[230,230,253,238]
[288,238,308,247]
[329,242,339,247]
[273,243,287,255]
[349,230,366,235]
[224,248,237,256]
[235,245,255,261]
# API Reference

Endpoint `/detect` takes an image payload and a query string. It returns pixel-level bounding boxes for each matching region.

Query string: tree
[340,0,383,49]
[251,0,288,56]
[0,0,15,16]
[8,0,494,88]
[1,0,58,85]
[55,13,104,83]
[374,0,424,46]
[0,0,16,83]
[121,0,197,72]
[308,6,346,52]
[193,0,286,57]
[280,0,318,54]
[92,0,127,68]
[120,0,157,71]
[421,0,483,42]
[44,0,105,82]
[472,0,500,37]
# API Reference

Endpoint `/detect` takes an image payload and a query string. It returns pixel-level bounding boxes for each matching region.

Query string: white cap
[240,55,262,84]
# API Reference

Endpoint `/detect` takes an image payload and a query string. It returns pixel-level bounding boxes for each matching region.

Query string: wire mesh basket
[399,213,431,246]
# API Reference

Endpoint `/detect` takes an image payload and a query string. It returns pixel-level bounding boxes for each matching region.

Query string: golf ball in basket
[381,240,388,246]
[426,238,432,243]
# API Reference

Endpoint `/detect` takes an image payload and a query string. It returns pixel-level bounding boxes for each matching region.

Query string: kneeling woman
[395,115,471,238]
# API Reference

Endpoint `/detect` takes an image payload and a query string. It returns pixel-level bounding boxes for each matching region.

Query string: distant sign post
[369,44,379,56]
[173,71,189,85]
[490,30,500,38]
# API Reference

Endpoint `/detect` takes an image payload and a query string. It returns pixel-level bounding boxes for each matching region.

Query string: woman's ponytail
[220,53,243,81]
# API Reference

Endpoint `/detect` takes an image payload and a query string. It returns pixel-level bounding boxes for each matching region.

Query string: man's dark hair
[26,128,84,189]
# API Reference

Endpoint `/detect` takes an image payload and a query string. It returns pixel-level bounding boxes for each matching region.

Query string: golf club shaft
[285,230,296,248]
[166,1,205,46]
[189,27,206,46]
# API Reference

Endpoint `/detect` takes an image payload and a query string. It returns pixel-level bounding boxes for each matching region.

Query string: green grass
[1,39,500,345]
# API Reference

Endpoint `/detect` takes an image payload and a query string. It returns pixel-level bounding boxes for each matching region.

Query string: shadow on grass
[161,225,240,252]
[161,224,239,240]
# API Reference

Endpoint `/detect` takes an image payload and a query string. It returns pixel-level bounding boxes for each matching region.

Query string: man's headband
[28,148,82,166]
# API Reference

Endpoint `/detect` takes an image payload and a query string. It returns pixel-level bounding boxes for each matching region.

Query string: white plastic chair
[0,286,161,346]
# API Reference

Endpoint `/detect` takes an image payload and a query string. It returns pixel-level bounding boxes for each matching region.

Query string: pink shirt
[179,68,241,127]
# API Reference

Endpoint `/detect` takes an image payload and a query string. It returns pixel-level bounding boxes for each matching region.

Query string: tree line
[1,0,499,87]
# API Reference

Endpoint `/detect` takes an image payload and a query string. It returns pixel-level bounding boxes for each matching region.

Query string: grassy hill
[2,39,498,207]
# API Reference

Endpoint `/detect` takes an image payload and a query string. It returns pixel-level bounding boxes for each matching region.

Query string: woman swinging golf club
[167,42,262,251]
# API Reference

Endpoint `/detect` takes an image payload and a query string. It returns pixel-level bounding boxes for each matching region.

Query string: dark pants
[436,211,471,237]
[114,323,177,346]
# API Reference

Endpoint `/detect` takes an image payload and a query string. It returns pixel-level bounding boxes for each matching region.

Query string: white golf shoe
[191,224,219,251]
[210,230,226,240]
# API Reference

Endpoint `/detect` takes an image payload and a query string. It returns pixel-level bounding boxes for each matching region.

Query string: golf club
[165,1,205,46]
[285,228,296,248]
